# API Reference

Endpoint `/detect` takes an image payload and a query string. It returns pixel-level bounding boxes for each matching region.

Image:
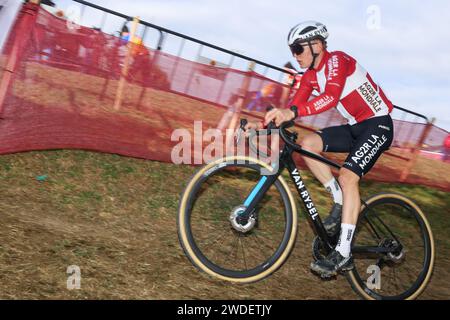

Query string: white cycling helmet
[288,21,328,69]
[287,21,329,46]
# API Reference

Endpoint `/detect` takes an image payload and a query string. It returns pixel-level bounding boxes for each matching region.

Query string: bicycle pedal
[311,268,337,280]
[320,272,337,279]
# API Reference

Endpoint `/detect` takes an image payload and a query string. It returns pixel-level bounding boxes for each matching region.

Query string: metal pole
[99,11,107,30]
[214,54,234,104]
[141,25,147,41]
[156,30,165,50]
[169,38,185,85]
[80,4,85,24]
[184,44,203,94]
[277,71,284,83]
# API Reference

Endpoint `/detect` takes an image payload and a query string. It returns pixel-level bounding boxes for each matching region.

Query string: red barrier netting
[0,3,449,191]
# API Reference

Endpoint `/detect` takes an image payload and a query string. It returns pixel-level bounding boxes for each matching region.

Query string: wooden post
[113,16,139,111]
[399,117,435,181]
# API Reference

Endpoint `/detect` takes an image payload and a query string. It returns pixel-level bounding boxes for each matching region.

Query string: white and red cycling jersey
[290,50,393,125]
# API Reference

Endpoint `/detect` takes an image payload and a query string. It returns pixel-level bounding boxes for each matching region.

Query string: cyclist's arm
[292,54,350,117]
[289,71,314,108]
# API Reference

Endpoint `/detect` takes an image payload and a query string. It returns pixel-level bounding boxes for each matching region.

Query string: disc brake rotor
[229,205,256,233]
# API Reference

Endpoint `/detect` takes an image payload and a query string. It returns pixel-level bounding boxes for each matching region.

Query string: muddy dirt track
[0,150,449,299]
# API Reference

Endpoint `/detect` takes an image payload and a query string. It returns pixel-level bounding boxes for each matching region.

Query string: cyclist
[245,21,394,276]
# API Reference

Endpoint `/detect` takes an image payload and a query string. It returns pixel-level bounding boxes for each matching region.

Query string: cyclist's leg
[338,115,394,247]
[300,133,331,184]
[311,117,394,275]
[302,125,353,185]
[338,168,360,225]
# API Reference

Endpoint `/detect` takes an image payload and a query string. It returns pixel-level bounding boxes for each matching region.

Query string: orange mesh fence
[0,3,449,191]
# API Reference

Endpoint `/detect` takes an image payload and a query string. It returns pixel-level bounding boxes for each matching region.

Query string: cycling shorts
[316,115,394,177]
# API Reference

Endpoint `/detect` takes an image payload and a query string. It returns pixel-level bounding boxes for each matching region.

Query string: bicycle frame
[239,124,402,256]
[241,134,342,252]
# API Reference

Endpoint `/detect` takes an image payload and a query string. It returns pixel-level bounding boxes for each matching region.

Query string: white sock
[335,223,356,258]
[324,177,343,205]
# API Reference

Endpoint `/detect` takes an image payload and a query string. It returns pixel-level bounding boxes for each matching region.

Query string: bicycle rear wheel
[177,156,298,283]
[347,193,435,300]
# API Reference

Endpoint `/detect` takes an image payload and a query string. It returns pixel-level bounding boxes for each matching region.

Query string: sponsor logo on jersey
[327,55,339,80]
[313,95,334,111]
[357,81,383,113]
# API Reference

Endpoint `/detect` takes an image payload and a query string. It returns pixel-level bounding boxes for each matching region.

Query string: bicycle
[177,117,435,300]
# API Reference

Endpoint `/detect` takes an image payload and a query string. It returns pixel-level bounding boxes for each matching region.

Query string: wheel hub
[229,206,256,233]
[380,238,405,263]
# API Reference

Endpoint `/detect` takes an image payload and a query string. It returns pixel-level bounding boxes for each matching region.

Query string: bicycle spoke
[230,232,243,262]
[204,231,232,251]
[238,235,248,271]
[251,230,275,253]
[391,266,403,293]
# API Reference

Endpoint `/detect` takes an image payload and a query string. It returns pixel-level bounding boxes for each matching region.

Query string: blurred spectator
[245,62,300,112]
[280,61,301,108]
[120,25,130,42]
[39,0,65,19]
[246,82,283,112]
[444,133,450,162]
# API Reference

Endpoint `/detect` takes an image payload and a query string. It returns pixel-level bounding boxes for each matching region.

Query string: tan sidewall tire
[347,193,435,300]
[178,156,298,283]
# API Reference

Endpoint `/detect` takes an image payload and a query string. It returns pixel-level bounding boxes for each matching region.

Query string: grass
[0,149,448,299]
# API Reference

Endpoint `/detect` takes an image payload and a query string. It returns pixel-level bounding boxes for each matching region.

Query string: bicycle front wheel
[347,193,435,300]
[177,156,298,283]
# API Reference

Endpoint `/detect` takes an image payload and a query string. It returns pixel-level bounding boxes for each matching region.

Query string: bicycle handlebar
[238,106,341,169]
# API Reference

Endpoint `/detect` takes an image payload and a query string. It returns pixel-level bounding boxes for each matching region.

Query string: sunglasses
[289,41,320,55]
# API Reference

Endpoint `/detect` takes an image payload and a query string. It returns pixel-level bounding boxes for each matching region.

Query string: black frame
[240,121,402,256]
[239,121,340,254]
